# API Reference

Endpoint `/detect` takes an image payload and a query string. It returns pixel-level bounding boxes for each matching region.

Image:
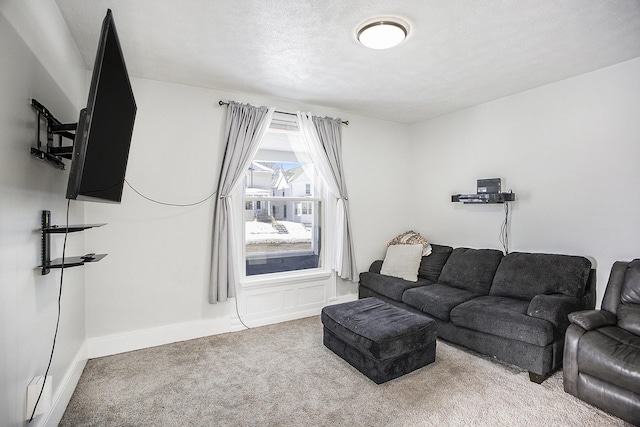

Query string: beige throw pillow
[388,230,432,256]
[380,244,423,282]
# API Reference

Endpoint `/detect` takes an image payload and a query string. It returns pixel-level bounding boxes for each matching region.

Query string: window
[296,201,313,215]
[240,117,327,278]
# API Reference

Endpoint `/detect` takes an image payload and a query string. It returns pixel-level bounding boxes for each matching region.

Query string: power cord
[125,179,217,207]
[29,199,70,423]
[125,179,250,329]
[499,200,511,254]
[234,295,251,330]
[125,179,250,330]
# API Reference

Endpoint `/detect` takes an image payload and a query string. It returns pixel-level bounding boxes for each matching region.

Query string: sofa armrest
[568,309,617,331]
[369,260,383,274]
[527,294,584,331]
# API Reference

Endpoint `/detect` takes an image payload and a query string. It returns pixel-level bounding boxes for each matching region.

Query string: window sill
[246,249,315,260]
[240,268,332,289]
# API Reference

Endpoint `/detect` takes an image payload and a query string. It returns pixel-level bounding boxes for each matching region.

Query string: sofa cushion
[578,326,640,395]
[621,260,640,304]
[438,248,503,294]
[380,244,423,282]
[489,252,591,300]
[618,306,640,337]
[418,244,453,282]
[619,259,640,336]
[359,272,432,302]
[450,296,555,346]
[402,283,481,321]
[321,297,437,360]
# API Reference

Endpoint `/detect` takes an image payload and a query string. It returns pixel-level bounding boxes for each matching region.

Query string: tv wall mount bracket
[30,99,78,170]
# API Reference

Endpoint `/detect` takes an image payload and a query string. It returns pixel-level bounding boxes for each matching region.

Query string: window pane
[246,200,322,276]
[243,127,325,277]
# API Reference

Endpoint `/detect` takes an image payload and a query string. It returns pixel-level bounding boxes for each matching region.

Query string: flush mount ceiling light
[357,17,409,49]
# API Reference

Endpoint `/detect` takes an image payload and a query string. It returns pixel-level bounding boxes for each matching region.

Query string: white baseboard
[39,342,87,427]
[231,307,320,331]
[231,292,358,331]
[87,317,231,359]
[87,293,358,357]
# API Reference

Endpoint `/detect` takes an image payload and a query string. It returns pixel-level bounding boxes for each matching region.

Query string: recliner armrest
[527,294,584,331]
[568,309,617,331]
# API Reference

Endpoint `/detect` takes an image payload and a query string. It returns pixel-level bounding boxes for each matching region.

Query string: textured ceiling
[55,0,640,124]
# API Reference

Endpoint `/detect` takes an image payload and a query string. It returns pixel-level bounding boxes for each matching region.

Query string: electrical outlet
[26,375,52,420]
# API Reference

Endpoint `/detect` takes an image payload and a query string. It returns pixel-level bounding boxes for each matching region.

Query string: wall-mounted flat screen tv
[66,9,137,203]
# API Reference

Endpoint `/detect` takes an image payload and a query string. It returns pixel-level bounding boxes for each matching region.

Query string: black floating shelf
[46,254,108,270]
[41,224,106,233]
[39,210,107,275]
[451,192,516,204]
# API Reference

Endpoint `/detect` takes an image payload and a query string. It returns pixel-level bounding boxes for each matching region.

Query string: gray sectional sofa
[359,244,596,382]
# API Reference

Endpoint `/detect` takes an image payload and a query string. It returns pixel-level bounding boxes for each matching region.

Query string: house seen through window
[242,119,325,277]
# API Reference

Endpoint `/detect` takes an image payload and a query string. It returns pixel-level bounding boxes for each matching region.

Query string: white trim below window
[240,267,332,289]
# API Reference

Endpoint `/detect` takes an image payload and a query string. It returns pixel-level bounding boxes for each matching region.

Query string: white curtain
[297,112,358,281]
[209,102,275,303]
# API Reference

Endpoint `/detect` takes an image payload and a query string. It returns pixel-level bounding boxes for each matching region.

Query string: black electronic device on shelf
[451,178,516,204]
[30,9,136,204]
[39,210,107,275]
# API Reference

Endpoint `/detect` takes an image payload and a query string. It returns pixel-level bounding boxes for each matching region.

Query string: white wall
[0,1,87,426]
[83,78,413,354]
[409,58,640,306]
[339,111,414,295]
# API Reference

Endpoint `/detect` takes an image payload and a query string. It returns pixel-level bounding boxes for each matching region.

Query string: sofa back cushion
[438,248,503,294]
[418,244,453,282]
[489,252,591,300]
[618,259,640,335]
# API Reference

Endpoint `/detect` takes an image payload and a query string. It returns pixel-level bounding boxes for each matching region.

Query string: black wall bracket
[39,210,107,275]
[30,99,77,170]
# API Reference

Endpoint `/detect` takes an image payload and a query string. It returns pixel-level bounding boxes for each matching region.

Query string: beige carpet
[61,316,628,426]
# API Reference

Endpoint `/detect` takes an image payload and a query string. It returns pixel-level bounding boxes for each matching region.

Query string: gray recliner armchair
[563,259,640,425]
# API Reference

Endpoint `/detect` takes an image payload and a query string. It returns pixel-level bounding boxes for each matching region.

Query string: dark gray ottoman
[321,297,437,384]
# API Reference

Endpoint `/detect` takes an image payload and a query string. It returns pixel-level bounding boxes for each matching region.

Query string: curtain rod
[218,100,348,125]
